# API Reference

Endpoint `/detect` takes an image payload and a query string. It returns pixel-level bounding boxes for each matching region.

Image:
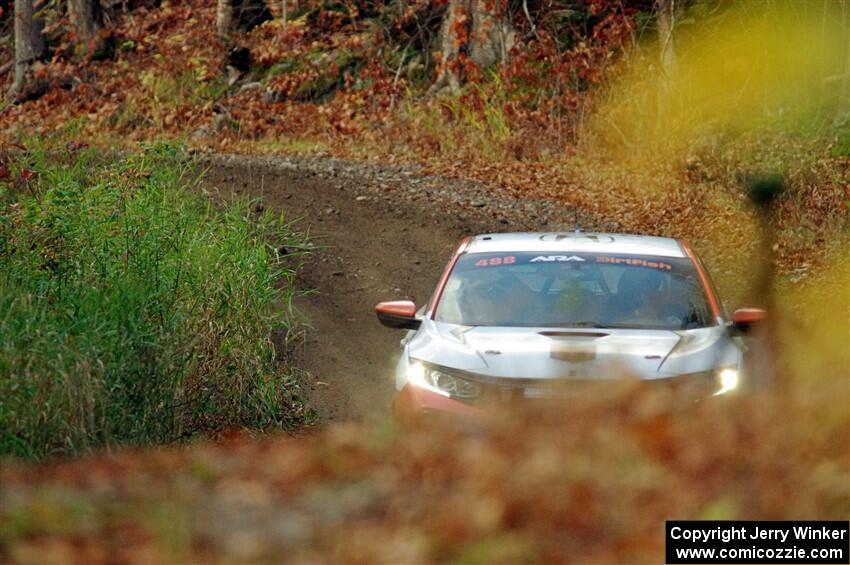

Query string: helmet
[617,268,667,313]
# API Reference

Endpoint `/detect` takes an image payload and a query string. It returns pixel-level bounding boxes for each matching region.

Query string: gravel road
[202,154,614,422]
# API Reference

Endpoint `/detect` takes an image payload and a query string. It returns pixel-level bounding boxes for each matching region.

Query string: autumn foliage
[0,0,638,144]
[0,1,849,562]
[1,0,847,287]
[1,364,848,562]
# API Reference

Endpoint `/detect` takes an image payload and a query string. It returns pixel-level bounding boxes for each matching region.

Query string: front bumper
[393,384,482,423]
[393,369,737,421]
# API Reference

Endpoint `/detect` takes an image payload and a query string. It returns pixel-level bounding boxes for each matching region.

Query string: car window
[434,252,715,329]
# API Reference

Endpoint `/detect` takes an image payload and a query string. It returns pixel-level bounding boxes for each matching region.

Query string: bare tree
[68,0,102,50]
[431,0,515,93]
[8,0,44,99]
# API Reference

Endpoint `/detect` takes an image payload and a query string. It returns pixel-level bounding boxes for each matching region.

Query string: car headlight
[407,360,482,400]
[713,367,740,396]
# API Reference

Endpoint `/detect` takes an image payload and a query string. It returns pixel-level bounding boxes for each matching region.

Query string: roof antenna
[573,207,583,233]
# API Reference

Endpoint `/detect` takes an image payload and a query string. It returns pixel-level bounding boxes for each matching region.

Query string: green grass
[0,142,307,459]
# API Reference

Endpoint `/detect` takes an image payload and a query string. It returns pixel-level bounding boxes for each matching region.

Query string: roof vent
[538,234,615,243]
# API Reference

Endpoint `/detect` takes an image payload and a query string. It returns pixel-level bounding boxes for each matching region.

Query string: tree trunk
[68,0,102,49]
[842,0,850,117]
[216,0,272,36]
[654,0,680,125]
[431,0,515,93]
[216,0,235,36]
[9,0,44,99]
[655,0,678,76]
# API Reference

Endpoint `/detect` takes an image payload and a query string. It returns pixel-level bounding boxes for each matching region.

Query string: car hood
[407,320,739,380]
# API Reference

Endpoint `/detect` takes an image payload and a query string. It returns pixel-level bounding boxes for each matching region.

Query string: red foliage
[1,385,847,562]
[0,0,846,277]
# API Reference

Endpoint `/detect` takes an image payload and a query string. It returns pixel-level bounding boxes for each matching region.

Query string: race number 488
[475,256,516,267]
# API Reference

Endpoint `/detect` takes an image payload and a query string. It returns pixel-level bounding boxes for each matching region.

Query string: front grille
[456,371,717,405]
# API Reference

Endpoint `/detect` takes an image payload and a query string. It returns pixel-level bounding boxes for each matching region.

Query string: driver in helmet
[616,267,668,322]
[459,269,536,326]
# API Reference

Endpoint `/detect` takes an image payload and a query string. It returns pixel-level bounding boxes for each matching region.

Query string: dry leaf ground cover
[1,363,847,562]
[1,1,848,288]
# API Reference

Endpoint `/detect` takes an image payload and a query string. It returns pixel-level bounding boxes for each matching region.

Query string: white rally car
[375,232,765,419]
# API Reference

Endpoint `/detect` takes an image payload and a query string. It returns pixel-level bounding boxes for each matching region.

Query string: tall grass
[0,142,306,459]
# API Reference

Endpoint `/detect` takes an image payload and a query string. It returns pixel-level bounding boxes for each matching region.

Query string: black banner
[666,521,849,564]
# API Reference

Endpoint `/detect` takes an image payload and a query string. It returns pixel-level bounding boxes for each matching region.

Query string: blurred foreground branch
[745,172,786,388]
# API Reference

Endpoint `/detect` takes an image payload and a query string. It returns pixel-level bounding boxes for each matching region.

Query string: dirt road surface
[203,155,606,422]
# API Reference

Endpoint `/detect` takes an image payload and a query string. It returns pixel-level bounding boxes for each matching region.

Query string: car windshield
[434,252,715,330]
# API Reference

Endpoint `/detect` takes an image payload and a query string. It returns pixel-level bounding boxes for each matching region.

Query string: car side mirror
[375,300,421,330]
[731,308,766,333]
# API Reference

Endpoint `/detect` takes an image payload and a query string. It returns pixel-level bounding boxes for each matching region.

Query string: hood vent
[538,331,609,339]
